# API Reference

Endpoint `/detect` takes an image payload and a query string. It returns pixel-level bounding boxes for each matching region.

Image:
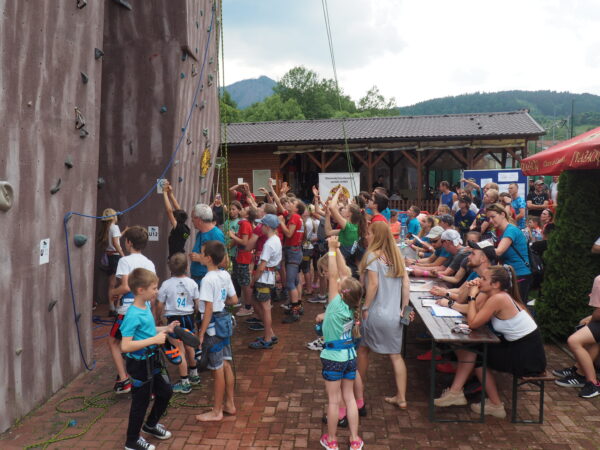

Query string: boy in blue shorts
[156,252,201,394]
[120,268,178,450]
[195,240,239,422]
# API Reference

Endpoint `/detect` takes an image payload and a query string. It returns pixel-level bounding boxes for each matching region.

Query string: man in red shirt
[229,207,258,317]
[229,182,257,209]
[278,199,305,323]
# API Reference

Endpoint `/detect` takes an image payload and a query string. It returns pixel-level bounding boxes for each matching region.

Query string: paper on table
[410,281,433,291]
[430,304,463,317]
[421,299,437,307]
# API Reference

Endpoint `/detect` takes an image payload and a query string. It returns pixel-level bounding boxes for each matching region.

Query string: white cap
[441,229,462,246]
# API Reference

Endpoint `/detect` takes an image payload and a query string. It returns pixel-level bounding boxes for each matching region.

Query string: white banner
[318,173,361,199]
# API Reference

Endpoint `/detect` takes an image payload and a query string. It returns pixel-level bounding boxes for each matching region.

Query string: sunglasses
[429,239,440,244]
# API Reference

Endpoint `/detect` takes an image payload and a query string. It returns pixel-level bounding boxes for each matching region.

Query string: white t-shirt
[157,276,200,316]
[302,218,318,250]
[115,253,156,315]
[550,182,559,204]
[198,270,236,314]
[258,235,282,285]
[105,224,121,252]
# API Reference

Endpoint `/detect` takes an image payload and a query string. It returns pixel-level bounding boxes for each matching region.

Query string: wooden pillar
[522,140,528,159]
[417,152,423,203]
[389,153,395,192]
[501,150,507,168]
[321,150,326,173]
[367,152,373,191]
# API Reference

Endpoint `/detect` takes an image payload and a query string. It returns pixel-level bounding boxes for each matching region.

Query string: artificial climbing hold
[94,48,104,59]
[202,128,209,137]
[160,106,167,114]
[68,420,77,427]
[74,107,86,129]
[186,135,192,145]
[76,313,81,322]
[191,64,198,77]
[112,0,132,10]
[79,128,89,138]
[209,56,214,65]
[50,178,62,195]
[181,127,186,132]
[15,348,23,356]
[181,51,188,61]
[76,0,87,9]
[207,74,214,86]
[0,181,14,212]
[65,156,74,169]
[196,21,199,29]
[200,188,207,194]
[180,72,186,79]
[195,48,198,54]
[215,156,227,169]
[207,24,212,33]
[178,176,183,183]
[80,72,89,84]
[48,299,58,312]
[97,177,106,189]
[174,160,180,166]
[199,100,206,110]
[200,9,204,16]
[27,101,32,107]
[74,234,88,247]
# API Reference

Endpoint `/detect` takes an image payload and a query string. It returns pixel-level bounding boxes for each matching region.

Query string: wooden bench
[511,372,555,424]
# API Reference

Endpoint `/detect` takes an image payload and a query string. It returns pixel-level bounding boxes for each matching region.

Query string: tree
[241,94,305,122]
[537,170,600,340]
[220,90,241,123]
[357,86,397,116]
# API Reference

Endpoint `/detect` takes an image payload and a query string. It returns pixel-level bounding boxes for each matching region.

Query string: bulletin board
[462,168,528,198]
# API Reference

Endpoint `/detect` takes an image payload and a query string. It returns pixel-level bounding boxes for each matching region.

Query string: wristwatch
[447,299,455,308]
[361,306,369,311]
[467,296,476,302]
[444,292,451,300]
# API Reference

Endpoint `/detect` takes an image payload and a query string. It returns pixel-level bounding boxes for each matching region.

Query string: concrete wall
[97,0,221,282]
[0,0,105,432]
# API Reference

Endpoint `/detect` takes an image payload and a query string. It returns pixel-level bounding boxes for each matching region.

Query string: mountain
[223,76,277,109]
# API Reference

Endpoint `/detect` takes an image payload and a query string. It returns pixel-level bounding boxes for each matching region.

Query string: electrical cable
[63,5,218,371]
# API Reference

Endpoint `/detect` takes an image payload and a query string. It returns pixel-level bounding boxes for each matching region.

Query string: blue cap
[259,214,279,229]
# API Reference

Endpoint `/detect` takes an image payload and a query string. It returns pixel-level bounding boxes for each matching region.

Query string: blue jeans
[283,246,302,292]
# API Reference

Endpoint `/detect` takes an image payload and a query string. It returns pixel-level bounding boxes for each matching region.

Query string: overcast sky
[222,0,600,106]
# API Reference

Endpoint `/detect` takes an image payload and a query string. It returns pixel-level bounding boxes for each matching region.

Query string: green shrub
[537,169,600,340]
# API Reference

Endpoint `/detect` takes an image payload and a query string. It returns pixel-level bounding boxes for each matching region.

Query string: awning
[521,126,600,175]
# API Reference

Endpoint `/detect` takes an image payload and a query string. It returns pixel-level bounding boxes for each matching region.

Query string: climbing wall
[0,0,105,432]
[96,0,221,281]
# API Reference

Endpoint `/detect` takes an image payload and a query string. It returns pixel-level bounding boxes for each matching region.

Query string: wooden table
[409,278,500,422]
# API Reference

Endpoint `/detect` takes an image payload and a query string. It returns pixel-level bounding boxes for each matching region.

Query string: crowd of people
[94,175,599,450]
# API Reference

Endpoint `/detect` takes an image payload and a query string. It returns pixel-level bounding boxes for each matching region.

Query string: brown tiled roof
[223,110,545,145]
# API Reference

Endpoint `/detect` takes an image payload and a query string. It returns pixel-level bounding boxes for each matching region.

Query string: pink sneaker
[320,434,338,450]
[349,438,364,450]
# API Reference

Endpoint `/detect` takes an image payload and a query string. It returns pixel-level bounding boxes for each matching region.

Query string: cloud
[223,0,600,105]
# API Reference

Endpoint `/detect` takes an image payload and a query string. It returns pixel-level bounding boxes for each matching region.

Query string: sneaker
[358,404,367,417]
[434,388,467,407]
[579,381,600,399]
[163,342,182,365]
[125,436,155,450]
[141,422,172,440]
[349,438,364,450]
[320,434,340,449]
[306,337,324,351]
[436,363,457,374]
[307,295,327,304]
[246,317,262,323]
[172,380,192,394]
[248,322,265,331]
[114,376,132,394]
[236,307,254,317]
[248,337,274,349]
[470,400,506,419]
[280,302,292,310]
[417,350,441,361]
[555,373,586,388]
[189,374,201,385]
[282,307,302,324]
[552,365,578,378]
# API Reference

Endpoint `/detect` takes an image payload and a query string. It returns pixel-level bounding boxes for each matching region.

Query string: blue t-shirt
[120,302,157,360]
[440,192,454,208]
[454,210,476,232]
[466,271,480,281]
[511,197,527,229]
[190,226,225,278]
[407,217,421,236]
[499,224,531,276]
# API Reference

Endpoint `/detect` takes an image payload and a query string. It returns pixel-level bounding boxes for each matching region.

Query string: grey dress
[361,252,404,354]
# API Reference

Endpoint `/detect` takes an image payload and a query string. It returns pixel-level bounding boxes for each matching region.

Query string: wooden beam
[306,152,322,170]
[367,152,373,191]
[489,152,503,166]
[353,151,368,167]
[505,147,519,162]
[402,150,418,167]
[417,152,423,203]
[323,152,340,170]
[473,149,487,167]
[501,150,507,168]
[373,151,387,167]
[522,141,528,159]
[321,151,326,173]
[280,154,294,169]
[449,149,469,166]
[425,151,443,167]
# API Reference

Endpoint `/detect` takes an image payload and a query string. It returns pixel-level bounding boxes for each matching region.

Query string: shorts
[321,357,357,381]
[203,334,232,370]
[254,282,274,302]
[107,254,121,275]
[588,321,600,343]
[166,314,195,333]
[300,248,314,274]
[233,261,251,287]
[109,314,125,339]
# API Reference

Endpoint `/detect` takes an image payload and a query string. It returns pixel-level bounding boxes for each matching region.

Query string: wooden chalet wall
[225,144,280,195]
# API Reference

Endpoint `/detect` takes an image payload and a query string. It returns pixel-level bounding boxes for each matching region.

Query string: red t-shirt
[284,213,304,247]
[371,214,387,224]
[235,191,256,208]
[252,224,268,264]
[235,219,253,264]
[277,210,288,243]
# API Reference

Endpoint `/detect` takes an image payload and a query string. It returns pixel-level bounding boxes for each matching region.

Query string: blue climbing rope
[64,4,218,371]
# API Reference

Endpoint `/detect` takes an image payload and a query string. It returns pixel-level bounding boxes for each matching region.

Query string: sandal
[248,338,273,350]
[384,396,407,409]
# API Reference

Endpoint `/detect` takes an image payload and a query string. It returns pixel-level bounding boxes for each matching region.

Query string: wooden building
[221,110,545,211]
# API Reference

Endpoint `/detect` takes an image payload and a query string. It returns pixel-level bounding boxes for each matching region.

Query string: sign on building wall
[318,173,361,199]
[148,226,159,241]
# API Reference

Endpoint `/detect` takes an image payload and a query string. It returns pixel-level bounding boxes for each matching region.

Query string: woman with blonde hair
[96,208,126,313]
[354,221,412,412]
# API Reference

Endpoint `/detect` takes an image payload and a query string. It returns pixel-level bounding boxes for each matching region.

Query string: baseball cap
[440,229,462,246]
[259,214,279,229]
[534,180,544,185]
[426,226,444,240]
[467,239,498,264]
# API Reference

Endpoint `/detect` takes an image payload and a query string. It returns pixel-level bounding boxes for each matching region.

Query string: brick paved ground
[2,301,600,449]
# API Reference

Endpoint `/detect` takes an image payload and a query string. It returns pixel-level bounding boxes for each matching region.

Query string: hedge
[537,169,600,340]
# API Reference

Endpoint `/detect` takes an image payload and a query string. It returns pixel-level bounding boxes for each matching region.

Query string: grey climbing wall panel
[0,0,105,433]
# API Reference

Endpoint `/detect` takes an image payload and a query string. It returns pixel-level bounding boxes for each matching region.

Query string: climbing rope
[320,0,358,196]
[63,4,218,371]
